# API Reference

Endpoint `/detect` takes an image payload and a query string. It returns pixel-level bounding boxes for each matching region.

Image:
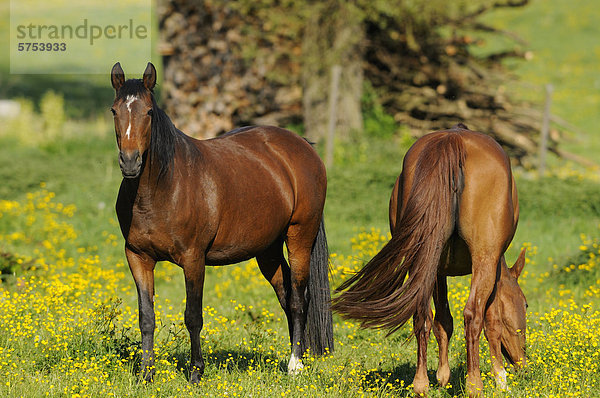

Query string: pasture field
[2,0,600,397]
[475,0,600,159]
[1,131,600,397]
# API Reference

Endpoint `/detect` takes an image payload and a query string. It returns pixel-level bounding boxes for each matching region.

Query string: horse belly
[205,247,255,266]
[205,233,281,265]
[441,233,472,276]
[205,210,290,266]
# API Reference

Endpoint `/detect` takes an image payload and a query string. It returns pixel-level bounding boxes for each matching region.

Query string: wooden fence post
[326,65,342,169]
[539,83,553,176]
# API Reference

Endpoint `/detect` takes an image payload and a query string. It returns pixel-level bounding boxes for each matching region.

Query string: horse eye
[147,109,153,116]
[110,108,116,116]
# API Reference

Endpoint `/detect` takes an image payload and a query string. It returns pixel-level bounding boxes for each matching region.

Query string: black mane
[149,97,180,180]
[117,79,180,180]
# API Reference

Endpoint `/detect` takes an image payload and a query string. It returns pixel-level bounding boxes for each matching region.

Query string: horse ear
[111,62,125,91]
[509,248,526,280]
[143,62,156,90]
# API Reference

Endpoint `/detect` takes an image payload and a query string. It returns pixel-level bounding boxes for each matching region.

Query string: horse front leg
[483,290,508,390]
[182,255,206,384]
[126,247,157,382]
[463,253,499,397]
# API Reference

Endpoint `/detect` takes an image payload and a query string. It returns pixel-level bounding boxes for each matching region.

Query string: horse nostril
[119,150,141,168]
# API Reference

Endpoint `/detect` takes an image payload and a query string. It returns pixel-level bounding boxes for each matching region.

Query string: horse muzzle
[119,150,142,178]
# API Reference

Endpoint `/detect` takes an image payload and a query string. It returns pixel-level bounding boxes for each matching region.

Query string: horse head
[498,248,528,368]
[110,62,156,178]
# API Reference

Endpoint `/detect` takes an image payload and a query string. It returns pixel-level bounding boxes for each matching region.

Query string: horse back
[201,126,326,215]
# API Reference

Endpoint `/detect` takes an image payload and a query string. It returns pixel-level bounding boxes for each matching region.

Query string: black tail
[304,219,334,355]
[332,133,465,334]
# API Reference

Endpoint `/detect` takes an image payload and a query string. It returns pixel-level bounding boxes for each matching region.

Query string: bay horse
[110,62,333,383]
[332,124,527,396]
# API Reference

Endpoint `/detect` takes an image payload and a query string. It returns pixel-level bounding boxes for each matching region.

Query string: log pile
[157,0,302,139]
[363,12,550,165]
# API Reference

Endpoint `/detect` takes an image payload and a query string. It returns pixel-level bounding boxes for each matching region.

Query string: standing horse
[332,124,527,396]
[110,62,333,383]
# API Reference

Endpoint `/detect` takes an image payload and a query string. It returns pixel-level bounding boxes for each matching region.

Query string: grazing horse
[332,124,527,396]
[110,62,333,383]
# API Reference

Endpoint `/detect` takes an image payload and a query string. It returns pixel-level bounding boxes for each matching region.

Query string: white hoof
[495,369,508,390]
[287,353,304,375]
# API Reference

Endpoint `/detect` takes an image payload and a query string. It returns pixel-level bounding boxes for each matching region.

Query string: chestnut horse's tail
[304,218,334,355]
[332,133,465,334]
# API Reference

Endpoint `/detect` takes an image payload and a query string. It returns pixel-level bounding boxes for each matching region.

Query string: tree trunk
[301,1,364,143]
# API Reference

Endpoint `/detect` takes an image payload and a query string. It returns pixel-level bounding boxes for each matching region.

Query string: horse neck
[136,132,199,198]
[499,255,510,278]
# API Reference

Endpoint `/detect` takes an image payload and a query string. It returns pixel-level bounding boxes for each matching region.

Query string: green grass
[1,132,600,396]
[323,136,408,254]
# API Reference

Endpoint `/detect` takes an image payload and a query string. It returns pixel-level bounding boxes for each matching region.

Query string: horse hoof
[466,379,484,397]
[190,373,202,385]
[413,381,429,396]
[494,369,508,390]
[287,354,304,375]
[190,365,204,384]
[437,367,451,387]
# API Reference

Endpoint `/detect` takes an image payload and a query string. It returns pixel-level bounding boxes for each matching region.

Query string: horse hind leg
[256,238,308,374]
[413,274,455,395]
[433,274,453,387]
[256,239,293,341]
[282,223,317,375]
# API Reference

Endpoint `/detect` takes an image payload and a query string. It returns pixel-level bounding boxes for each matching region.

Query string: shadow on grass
[363,362,467,396]
[168,348,283,381]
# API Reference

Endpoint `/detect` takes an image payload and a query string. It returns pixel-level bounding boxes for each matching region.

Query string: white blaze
[125,95,137,139]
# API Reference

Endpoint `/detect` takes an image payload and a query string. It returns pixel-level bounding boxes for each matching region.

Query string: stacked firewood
[363,17,544,163]
[157,0,302,139]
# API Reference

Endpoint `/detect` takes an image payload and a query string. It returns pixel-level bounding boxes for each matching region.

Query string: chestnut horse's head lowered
[498,249,528,368]
[110,62,156,178]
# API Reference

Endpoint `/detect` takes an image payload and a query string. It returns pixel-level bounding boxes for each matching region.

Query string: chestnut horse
[332,124,527,396]
[110,62,333,383]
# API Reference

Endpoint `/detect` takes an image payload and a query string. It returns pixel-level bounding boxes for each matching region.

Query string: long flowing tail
[332,133,465,334]
[304,218,334,355]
